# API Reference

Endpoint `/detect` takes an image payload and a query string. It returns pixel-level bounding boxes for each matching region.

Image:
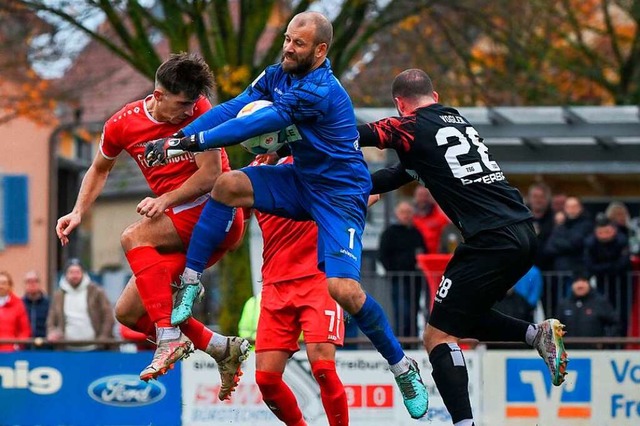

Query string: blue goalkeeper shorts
[242,163,368,281]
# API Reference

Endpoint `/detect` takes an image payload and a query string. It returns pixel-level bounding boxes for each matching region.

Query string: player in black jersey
[358,69,569,426]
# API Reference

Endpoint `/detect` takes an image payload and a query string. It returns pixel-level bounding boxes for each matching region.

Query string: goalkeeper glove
[144,133,199,166]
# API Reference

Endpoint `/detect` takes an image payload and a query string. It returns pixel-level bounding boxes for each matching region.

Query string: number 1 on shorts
[347,227,355,250]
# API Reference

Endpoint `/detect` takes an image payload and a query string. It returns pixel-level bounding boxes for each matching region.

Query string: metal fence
[358,270,640,347]
[2,271,639,351]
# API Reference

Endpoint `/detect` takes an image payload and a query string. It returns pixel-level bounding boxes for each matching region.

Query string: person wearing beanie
[46,259,114,351]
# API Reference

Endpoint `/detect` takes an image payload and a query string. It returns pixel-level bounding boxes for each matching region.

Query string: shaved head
[392,69,434,99]
[282,11,333,76]
[290,11,333,49]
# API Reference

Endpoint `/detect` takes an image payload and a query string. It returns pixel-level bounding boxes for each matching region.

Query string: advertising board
[0,351,181,425]
[181,349,479,426]
[482,350,640,426]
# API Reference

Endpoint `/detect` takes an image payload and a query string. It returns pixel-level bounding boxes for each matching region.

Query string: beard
[281,51,316,76]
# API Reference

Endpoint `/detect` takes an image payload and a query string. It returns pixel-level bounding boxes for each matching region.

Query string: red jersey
[252,156,321,285]
[413,206,450,254]
[0,292,30,352]
[99,95,231,196]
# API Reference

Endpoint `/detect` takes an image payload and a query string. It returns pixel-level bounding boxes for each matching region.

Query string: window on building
[0,174,29,247]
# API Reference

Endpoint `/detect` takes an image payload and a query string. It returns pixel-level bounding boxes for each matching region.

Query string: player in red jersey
[245,155,348,426]
[55,53,249,399]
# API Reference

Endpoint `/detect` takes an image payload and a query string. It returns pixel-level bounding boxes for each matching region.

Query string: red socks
[126,248,213,350]
[134,314,155,337]
[179,317,214,351]
[255,370,306,426]
[311,360,349,426]
[126,246,174,327]
[255,362,347,426]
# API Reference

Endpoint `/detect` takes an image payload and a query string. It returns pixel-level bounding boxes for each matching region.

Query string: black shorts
[428,220,537,337]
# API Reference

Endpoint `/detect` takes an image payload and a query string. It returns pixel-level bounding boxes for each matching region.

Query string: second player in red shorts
[253,156,344,351]
[250,155,348,426]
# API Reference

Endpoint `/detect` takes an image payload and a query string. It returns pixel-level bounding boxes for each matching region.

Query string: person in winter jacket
[556,271,620,349]
[0,271,31,351]
[22,271,50,341]
[543,196,594,314]
[379,201,428,339]
[46,259,114,350]
[584,213,631,335]
[544,196,594,273]
[526,183,555,270]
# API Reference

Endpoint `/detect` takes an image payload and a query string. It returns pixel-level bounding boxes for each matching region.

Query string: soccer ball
[236,100,285,155]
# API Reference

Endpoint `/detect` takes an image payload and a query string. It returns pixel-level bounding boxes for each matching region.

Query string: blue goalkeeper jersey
[181,59,371,195]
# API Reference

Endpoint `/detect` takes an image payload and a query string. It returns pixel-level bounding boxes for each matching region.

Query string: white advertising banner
[181,349,480,426]
[482,350,640,426]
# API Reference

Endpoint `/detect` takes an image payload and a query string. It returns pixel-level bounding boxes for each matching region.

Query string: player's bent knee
[306,343,335,364]
[120,222,142,252]
[114,286,144,328]
[423,324,454,353]
[422,329,433,353]
[212,171,253,206]
[327,282,348,307]
[327,278,365,314]
[114,301,136,328]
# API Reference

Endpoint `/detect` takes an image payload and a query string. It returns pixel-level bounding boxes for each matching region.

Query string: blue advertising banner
[0,351,181,426]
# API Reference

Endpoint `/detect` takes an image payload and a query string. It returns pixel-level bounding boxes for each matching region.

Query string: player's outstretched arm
[179,94,250,137]
[357,123,383,148]
[145,106,290,166]
[55,152,115,245]
[198,106,290,149]
[370,162,414,195]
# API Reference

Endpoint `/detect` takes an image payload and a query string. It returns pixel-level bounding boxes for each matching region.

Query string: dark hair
[155,52,215,100]
[572,267,590,282]
[392,69,434,99]
[595,212,612,228]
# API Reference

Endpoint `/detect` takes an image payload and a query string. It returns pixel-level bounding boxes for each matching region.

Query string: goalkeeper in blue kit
[145,11,429,419]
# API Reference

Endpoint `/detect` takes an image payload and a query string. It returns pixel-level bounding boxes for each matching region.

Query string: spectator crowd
[378,182,640,347]
[2,184,639,351]
[0,259,114,352]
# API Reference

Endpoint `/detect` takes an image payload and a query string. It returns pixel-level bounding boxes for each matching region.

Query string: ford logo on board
[88,375,166,407]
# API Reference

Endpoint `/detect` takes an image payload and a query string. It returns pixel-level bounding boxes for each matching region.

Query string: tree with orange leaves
[0,8,57,124]
[348,0,639,107]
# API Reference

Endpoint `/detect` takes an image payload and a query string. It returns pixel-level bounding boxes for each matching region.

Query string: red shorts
[165,195,245,268]
[255,273,345,353]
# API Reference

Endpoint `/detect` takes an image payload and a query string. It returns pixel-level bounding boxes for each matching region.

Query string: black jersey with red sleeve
[358,103,531,239]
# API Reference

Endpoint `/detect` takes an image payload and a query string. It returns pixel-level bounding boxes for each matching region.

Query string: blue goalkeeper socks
[353,294,404,365]
[185,198,236,273]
